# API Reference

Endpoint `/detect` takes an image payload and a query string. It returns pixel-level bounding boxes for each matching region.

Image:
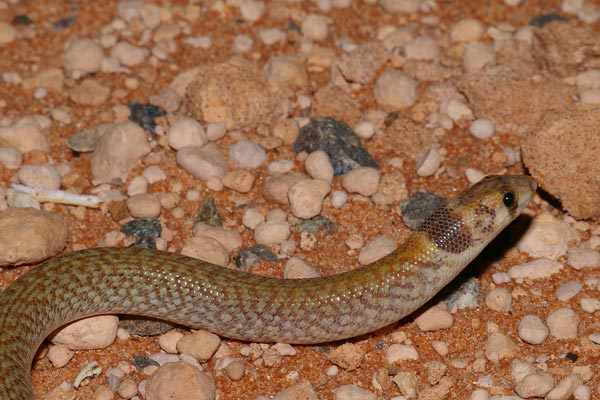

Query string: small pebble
[465,168,485,184]
[159,330,184,354]
[222,170,255,193]
[126,194,162,219]
[508,258,563,280]
[354,120,375,139]
[305,150,334,183]
[254,220,290,246]
[567,247,600,270]
[328,342,365,370]
[556,280,583,302]
[485,287,512,313]
[469,118,495,139]
[414,305,454,331]
[0,146,22,169]
[450,18,485,43]
[580,297,600,313]
[176,330,221,362]
[374,70,417,109]
[484,332,518,361]
[228,141,266,169]
[333,385,376,400]
[386,344,419,363]
[239,0,265,22]
[168,118,207,150]
[518,315,549,344]
[357,235,397,265]
[225,361,245,381]
[463,42,496,72]
[301,14,329,41]
[416,148,441,177]
[288,179,331,219]
[284,257,321,279]
[145,362,216,400]
[181,235,229,267]
[330,190,348,208]
[547,307,579,339]
[341,167,380,197]
[515,372,554,399]
[117,379,138,399]
[127,176,148,196]
[63,38,103,76]
[47,344,74,368]
[18,164,61,190]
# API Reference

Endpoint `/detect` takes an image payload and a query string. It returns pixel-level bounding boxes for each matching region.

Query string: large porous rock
[457,66,574,128]
[521,105,600,219]
[185,58,288,131]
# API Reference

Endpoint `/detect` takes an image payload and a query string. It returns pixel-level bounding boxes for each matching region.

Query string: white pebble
[358,235,397,265]
[465,168,485,184]
[242,208,265,230]
[567,247,600,270]
[518,315,549,344]
[301,14,329,41]
[0,146,22,169]
[333,385,376,400]
[547,307,579,339]
[287,179,331,219]
[404,36,439,61]
[284,257,321,279]
[354,120,375,139]
[450,18,485,43]
[305,151,334,183]
[232,34,253,53]
[127,176,150,197]
[416,148,441,177]
[142,165,166,184]
[514,372,554,399]
[127,193,162,218]
[374,70,417,109]
[254,220,290,246]
[414,305,454,331]
[176,330,221,362]
[330,190,348,208]
[18,164,61,190]
[469,118,495,139]
[168,118,207,150]
[556,280,583,302]
[51,316,119,350]
[239,0,265,22]
[63,38,104,76]
[228,141,266,169]
[341,167,380,197]
[518,213,579,259]
[386,344,419,363]
[159,330,184,354]
[111,41,149,67]
[463,42,496,72]
[444,99,473,121]
[267,159,294,175]
[181,235,230,267]
[580,297,600,313]
[47,344,74,368]
[508,258,563,280]
[485,287,512,313]
[176,143,228,182]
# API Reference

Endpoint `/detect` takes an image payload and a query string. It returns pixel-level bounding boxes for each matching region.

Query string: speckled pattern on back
[0,175,536,399]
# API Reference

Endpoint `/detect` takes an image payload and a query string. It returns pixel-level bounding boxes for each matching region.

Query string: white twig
[10,184,102,208]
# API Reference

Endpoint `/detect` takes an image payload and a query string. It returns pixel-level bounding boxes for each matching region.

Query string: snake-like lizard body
[0,175,536,399]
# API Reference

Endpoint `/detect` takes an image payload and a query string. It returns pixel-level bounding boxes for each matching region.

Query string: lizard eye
[502,191,516,210]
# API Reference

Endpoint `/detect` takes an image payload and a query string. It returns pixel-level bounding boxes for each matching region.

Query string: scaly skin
[0,175,536,399]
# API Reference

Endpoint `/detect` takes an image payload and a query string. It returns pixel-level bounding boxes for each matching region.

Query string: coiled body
[0,175,536,399]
